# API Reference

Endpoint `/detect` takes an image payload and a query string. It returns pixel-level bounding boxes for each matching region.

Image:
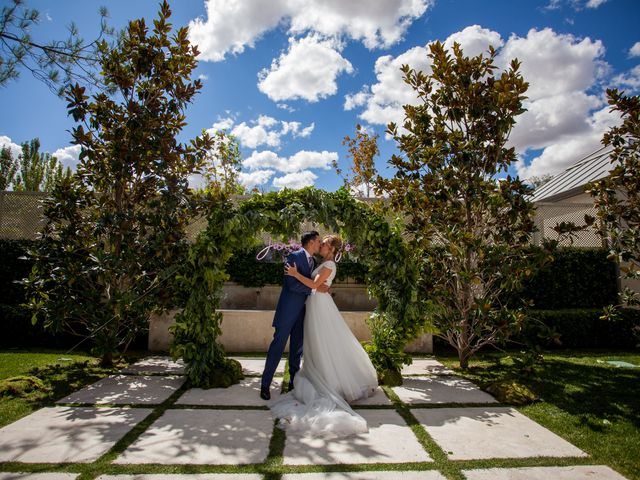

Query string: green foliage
[587,89,640,314]
[11,138,71,191]
[518,309,640,349]
[25,2,214,366]
[201,131,244,194]
[0,375,48,397]
[484,379,538,405]
[378,41,537,369]
[512,247,618,309]
[0,146,18,189]
[0,0,112,95]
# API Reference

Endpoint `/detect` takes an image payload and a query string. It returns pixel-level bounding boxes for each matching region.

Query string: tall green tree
[588,89,640,313]
[0,0,112,95]
[27,1,215,366]
[378,42,540,369]
[13,138,70,191]
[0,146,18,189]
[202,131,244,194]
[334,124,380,198]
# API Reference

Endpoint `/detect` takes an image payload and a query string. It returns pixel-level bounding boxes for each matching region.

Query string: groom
[260,230,329,400]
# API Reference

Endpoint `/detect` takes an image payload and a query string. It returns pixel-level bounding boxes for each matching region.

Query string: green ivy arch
[170,187,430,388]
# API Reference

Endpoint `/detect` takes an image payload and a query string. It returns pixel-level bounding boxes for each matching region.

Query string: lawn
[436,349,640,480]
[0,348,139,428]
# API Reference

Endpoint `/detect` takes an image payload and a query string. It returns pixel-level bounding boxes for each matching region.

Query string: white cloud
[207,115,315,149]
[242,149,336,173]
[612,65,640,91]
[630,42,640,58]
[198,74,209,81]
[188,0,433,62]
[52,144,82,170]
[277,103,296,112]
[273,170,318,189]
[258,35,354,103]
[238,169,275,189]
[585,0,608,8]
[0,135,22,159]
[443,25,504,57]
[348,25,616,178]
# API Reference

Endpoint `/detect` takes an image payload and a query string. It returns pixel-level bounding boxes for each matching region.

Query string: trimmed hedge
[524,308,640,349]
[515,247,618,309]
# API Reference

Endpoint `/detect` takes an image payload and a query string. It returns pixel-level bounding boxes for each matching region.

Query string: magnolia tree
[588,89,640,314]
[27,2,214,366]
[378,42,542,369]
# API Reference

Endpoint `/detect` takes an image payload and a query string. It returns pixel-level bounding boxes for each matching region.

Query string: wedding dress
[269,260,378,437]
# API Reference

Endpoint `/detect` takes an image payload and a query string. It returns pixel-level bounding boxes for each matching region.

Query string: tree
[527,174,554,190]
[13,138,71,191]
[202,131,244,194]
[334,124,380,198]
[27,1,215,366]
[378,42,540,369]
[588,89,640,313]
[0,0,112,95]
[0,145,18,189]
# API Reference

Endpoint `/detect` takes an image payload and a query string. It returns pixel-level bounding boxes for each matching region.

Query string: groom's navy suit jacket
[273,249,314,329]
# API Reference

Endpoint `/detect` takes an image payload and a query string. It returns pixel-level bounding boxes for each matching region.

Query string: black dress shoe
[288,382,294,392]
[259,386,271,401]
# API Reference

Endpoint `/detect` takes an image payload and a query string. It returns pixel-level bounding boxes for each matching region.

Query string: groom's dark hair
[301,230,320,246]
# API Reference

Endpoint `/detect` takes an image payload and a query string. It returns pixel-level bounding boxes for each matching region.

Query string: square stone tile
[393,376,497,405]
[57,375,185,405]
[0,475,79,480]
[282,472,446,480]
[413,407,588,460]
[463,465,629,480]
[402,359,454,376]
[349,387,392,406]
[98,475,262,480]
[0,407,152,463]
[176,377,281,406]
[115,409,273,465]
[122,356,185,375]
[230,357,285,376]
[283,409,432,465]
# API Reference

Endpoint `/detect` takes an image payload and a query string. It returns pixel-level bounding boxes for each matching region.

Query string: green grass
[436,349,640,480]
[0,348,140,428]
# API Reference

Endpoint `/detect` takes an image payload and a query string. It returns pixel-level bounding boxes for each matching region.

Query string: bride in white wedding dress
[269,234,378,438]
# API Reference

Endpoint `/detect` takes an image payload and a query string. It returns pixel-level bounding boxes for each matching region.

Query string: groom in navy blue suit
[260,231,328,400]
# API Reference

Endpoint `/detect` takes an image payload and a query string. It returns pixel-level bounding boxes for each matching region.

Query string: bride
[269,234,378,437]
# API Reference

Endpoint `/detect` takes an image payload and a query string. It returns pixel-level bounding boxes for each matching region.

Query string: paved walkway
[0,356,629,479]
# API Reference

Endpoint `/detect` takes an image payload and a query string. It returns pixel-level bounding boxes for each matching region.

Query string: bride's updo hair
[323,234,343,256]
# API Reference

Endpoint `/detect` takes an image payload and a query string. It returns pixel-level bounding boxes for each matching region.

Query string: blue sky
[1,0,638,191]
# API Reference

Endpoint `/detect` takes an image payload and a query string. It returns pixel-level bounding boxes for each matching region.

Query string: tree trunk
[101,351,113,368]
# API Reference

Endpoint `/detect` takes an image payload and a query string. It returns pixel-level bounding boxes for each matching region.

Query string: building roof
[531,146,615,203]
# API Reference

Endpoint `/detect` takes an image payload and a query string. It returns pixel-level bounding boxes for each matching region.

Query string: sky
[1,0,639,192]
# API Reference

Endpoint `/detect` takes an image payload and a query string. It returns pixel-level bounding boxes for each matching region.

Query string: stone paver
[282,473,446,480]
[283,409,432,465]
[176,377,281,406]
[56,375,185,405]
[122,356,185,375]
[401,359,454,376]
[115,409,273,465]
[349,386,392,406]
[393,376,497,404]
[412,407,588,460]
[0,407,152,463]
[98,475,262,480]
[230,357,285,376]
[0,475,79,480]
[463,465,629,480]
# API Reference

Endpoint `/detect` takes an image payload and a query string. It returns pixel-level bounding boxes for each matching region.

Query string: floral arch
[170,187,430,388]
